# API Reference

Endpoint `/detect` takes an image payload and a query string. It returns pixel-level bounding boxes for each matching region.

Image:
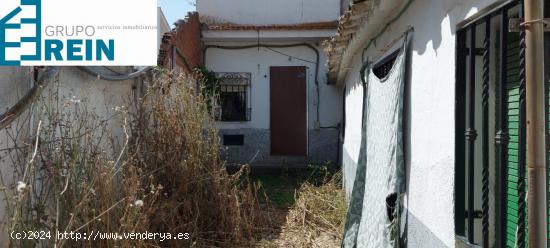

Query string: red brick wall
[158,12,202,73]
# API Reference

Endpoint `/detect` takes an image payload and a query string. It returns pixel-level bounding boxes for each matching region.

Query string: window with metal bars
[455,21,488,246]
[215,72,251,122]
[453,2,538,248]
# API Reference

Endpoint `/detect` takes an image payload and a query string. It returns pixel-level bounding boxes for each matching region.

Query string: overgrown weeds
[1,71,266,247]
[1,77,146,247]
[287,171,346,242]
[1,69,345,248]
[132,72,266,247]
[256,168,347,248]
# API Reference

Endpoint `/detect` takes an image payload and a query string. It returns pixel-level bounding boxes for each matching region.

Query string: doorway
[270,66,307,156]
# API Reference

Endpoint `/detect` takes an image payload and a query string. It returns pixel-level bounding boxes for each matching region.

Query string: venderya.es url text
[11,230,190,242]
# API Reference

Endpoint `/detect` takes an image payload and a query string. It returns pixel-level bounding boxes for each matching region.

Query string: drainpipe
[525,0,547,247]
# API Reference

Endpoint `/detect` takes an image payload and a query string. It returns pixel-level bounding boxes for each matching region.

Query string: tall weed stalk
[1,72,265,247]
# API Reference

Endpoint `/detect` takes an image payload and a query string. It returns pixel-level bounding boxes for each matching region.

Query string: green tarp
[342,35,409,248]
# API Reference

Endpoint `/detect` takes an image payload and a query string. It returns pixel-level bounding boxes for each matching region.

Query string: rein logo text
[44,25,114,62]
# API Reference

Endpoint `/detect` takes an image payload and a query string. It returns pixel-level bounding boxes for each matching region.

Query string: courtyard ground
[247,166,346,248]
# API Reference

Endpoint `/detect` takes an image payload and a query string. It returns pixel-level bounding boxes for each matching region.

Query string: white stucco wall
[197,0,340,25]
[340,0,503,247]
[157,7,171,50]
[204,41,341,130]
[341,54,364,195]
[0,67,136,243]
[0,67,33,242]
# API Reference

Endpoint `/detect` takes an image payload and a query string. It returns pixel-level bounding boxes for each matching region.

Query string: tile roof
[325,0,406,85]
[325,0,374,84]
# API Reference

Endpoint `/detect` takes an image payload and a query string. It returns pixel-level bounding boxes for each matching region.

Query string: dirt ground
[247,168,344,248]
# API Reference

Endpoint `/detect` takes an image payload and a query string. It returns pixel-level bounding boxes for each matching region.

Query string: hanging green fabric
[342,33,409,248]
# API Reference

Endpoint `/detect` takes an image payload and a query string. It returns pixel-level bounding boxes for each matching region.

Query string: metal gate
[453,1,538,247]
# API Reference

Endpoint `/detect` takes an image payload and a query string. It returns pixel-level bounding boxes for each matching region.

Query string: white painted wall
[157,7,171,50]
[202,30,336,42]
[341,0,502,247]
[341,53,364,197]
[0,24,172,242]
[197,0,340,25]
[341,0,352,13]
[0,67,33,242]
[204,41,341,130]
[0,67,136,244]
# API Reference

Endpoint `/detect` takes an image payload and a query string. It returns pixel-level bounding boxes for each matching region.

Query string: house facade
[329,0,549,247]
[198,0,343,167]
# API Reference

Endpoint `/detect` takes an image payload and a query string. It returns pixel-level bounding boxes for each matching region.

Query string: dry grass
[131,72,266,247]
[1,71,267,247]
[1,76,147,247]
[2,70,345,248]
[256,170,347,248]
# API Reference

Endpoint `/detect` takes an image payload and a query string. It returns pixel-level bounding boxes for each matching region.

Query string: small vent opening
[373,50,399,80]
[223,134,244,146]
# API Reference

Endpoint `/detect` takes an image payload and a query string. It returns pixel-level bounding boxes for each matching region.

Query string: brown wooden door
[270,66,307,156]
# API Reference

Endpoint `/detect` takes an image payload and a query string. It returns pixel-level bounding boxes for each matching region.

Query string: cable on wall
[203,43,323,126]
[77,66,152,81]
[263,47,317,64]
[360,0,415,63]
[0,67,58,130]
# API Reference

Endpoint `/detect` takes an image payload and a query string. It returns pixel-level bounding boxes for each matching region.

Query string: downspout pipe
[525,0,547,247]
